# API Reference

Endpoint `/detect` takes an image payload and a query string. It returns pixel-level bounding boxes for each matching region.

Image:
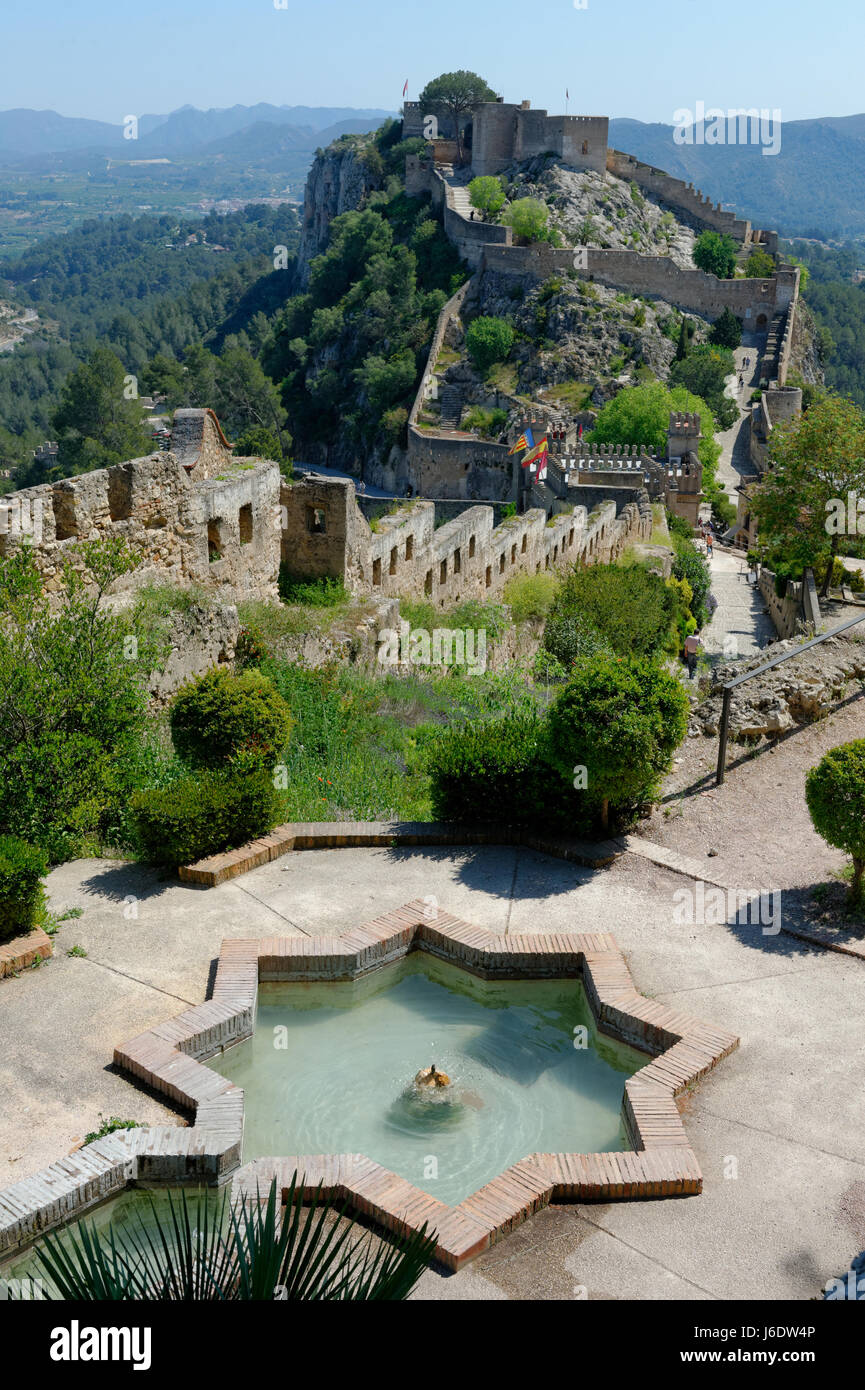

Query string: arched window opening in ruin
[207,520,222,562]
[756,313,768,330]
[405,535,414,560]
[469,535,476,558]
[239,503,253,545]
[511,544,516,564]
[389,546,398,576]
[582,140,589,155]
[499,553,505,573]
[453,548,461,574]
[485,565,492,588]
[372,557,382,586]
[306,506,326,534]
[424,569,433,596]
[521,534,527,553]
[440,558,447,584]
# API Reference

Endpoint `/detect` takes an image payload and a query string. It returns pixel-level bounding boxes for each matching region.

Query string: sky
[3,0,862,126]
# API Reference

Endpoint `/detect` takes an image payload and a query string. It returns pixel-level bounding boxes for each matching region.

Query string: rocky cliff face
[295,144,380,285]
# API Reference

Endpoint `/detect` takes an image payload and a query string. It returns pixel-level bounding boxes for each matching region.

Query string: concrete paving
[2,840,863,1301]
[700,546,776,663]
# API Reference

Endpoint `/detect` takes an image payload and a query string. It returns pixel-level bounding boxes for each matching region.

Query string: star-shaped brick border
[114,901,739,1270]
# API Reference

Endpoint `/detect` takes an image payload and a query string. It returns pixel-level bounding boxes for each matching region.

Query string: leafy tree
[233,426,284,462]
[692,231,738,280]
[674,317,691,362]
[52,348,150,475]
[502,198,549,244]
[670,344,738,429]
[465,316,514,374]
[670,537,712,627]
[744,249,775,278]
[545,655,689,831]
[589,380,720,476]
[709,307,743,350]
[468,176,505,216]
[0,540,151,860]
[417,70,497,159]
[32,1176,434,1301]
[214,342,289,455]
[806,740,865,904]
[749,392,865,594]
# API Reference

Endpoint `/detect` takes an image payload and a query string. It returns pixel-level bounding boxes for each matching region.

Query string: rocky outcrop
[295,144,380,285]
[691,634,865,741]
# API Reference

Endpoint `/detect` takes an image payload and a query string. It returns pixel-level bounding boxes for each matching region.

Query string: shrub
[426,714,544,823]
[805,741,865,903]
[465,316,515,374]
[502,198,549,243]
[671,542,712,628]
[468,175,505,216]
[169,668,292,771]
[0,835,48,942]
[543,609,611,671]
[502,572,559,623]
[544,562,679,661]
[131,766,279,868]
[545,656,690,830]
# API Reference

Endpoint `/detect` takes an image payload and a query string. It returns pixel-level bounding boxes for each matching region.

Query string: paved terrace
[2,780,864,1299]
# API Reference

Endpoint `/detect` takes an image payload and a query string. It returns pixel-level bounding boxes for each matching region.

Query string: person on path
[706,531,714,558]
[684,631,701,679]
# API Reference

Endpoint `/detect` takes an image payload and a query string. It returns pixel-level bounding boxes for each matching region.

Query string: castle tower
[667,411,701,462]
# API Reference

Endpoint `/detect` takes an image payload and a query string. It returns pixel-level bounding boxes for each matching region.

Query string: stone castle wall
[481,242,788,323]
[280,474,652,609]
[472,103,608,177]
[606,149,757,244]
[0,410,281,603]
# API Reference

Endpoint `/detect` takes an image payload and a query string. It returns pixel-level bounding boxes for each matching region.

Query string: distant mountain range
[0,104,395,158]
[2,105,865,240]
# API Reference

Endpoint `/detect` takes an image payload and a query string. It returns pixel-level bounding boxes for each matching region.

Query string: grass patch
[263,660,541,822]
[503,572,559,622]
[277,569,349,606]
[542,381,593,412]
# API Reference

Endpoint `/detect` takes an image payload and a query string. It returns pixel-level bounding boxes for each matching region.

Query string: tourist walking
[706,531,714,559]
[684,631,701,679]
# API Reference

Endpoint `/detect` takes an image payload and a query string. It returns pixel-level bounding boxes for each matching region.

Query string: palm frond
[30,1174,436,1301]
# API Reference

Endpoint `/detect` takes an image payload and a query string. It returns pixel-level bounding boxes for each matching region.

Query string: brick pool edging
[177,820,624,886]
[0,901,738,1269]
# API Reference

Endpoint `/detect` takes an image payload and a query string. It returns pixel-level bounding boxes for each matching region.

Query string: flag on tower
[403,80,409,97]
[508,426,535,456]
[521,438,549,469]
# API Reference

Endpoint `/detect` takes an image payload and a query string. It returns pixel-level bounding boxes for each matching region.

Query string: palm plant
[30,1174,436,1301]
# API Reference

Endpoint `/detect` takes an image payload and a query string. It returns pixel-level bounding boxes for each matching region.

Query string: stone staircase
[439,385,463,429]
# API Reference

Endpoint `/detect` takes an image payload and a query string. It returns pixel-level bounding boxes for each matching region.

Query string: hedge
[131,767,279,868]
[0,835,48,942]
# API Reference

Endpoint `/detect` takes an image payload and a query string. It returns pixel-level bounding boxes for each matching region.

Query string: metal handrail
[716,610,865,784]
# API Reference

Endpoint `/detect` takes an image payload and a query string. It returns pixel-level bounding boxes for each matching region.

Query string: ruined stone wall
[279,474,653,608]
[0,412,281,603]
[606,149,752,243]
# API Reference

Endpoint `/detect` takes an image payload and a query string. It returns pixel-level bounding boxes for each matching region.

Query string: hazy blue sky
[5,0,861,125]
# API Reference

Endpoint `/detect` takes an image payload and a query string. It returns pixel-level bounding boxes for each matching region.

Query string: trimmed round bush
[0,835,48,942]
[805,740,865,904]
[169,668,292,770]
[130,766,279,868]
[426,714,545,824]
[545,655,690,830]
